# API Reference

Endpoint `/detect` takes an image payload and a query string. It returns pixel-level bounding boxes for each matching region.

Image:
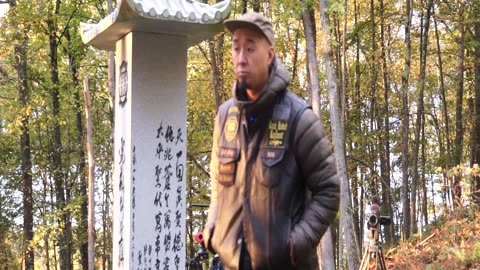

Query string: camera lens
[368,214,378,227]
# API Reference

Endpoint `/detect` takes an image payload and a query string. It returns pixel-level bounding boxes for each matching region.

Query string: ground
[384,207,480,270]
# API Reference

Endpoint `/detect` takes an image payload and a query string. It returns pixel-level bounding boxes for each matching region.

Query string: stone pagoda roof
[80,0,232,50]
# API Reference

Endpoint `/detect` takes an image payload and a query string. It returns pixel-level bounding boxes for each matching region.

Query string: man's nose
[237,49,247,64]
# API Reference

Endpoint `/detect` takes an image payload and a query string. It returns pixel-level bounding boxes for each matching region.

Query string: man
[202,12,340,270]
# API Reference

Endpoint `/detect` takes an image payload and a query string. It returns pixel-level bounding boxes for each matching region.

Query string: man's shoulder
[217,98,238,118]
[283,91,309,108]
[218,98,235,110]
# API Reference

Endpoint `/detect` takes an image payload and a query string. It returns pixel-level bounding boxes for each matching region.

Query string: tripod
[359,226,387,270]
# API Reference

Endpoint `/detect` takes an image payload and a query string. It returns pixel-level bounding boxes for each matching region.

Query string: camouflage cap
[224,12,275,45]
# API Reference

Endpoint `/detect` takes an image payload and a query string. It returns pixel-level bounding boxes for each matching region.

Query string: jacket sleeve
[290,108,340,258]
[203,111,222,253]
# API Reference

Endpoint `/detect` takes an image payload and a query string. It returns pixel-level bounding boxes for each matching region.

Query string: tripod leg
[359,246,369,270]
[379,248,387,270]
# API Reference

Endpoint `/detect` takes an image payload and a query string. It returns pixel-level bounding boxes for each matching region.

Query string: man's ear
[268,46,275,65]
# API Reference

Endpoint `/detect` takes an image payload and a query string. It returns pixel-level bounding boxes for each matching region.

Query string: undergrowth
[385,206,480,270]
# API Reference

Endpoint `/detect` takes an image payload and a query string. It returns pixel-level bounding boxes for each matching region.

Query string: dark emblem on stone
[119,61,128,107]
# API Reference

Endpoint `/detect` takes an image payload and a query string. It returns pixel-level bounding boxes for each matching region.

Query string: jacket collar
[232,57,290,115]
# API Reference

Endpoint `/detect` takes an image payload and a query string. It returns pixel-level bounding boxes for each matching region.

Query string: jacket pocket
[260,147,285,187]
[217,147,239,187]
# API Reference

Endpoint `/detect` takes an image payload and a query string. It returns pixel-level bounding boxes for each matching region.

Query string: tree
[45,0,71,267]
[317,0,360,268]
[400,0,413,241]
[452,0,465,207]
[300,3,337,270]
[16,30,34,270]
[432,4,453,211]
[411,0,433,235]
[9,0,35,268]
[83,77,95,270]
[473,1,480,204]
[378,0,394,244]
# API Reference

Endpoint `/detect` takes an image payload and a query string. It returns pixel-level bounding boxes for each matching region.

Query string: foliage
[386,208,480,269]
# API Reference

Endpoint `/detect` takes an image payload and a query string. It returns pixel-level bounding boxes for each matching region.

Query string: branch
[58,6,79,41]
[347,154,395,201]
[195,43,212,68]
[416,232,436,247]
[187,153,210,179]
[0,95,15,100]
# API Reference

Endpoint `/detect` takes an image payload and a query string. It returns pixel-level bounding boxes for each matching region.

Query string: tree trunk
[301,4,336,269]
[209,0,225,110]
[43,173,51,270]
[291,29,301,87]
[453,0,465,206]
[84,78,96,270]
[252,0,260,12]
[241,0,247,14]
[209,34,224,109]
[352,0,364,251]
[301,5,321,118]
[33,128,51,270]
[453,1,465,207]
[63,27,89,270]
[342,0,362,253]
[318,0,359,268]
[102,170,113,270]
[411,0,433,235]
[379,0,394,245]
[16,28,34,270]
[473,12,480,204]
[47,0,71,265]
[433,6,453,210]
[106,1,115,269]
[421,121,428,232]
[400,0,412,241]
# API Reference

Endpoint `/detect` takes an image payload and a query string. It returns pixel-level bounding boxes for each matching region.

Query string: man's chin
[237,81,252,92]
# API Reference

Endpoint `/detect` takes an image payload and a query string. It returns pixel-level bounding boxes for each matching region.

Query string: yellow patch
[225,116,238,142]
[228,106,240,114]
[268,120,288,147]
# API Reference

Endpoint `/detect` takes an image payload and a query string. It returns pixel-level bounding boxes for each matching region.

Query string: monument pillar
[80,1,231,269]
[114,32,188,269]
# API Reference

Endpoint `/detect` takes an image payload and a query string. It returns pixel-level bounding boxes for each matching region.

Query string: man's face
[232,28,275,96]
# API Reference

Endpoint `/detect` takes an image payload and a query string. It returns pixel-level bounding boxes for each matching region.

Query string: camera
[368,214,391,227]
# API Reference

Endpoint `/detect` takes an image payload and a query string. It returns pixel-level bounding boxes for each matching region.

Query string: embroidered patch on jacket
[225,116,238,142]
[228,106,240,114]
[219,147,238,160]
[268,120,288,147]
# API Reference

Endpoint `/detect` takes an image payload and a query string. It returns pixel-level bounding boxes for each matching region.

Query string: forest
[0,0,479,269]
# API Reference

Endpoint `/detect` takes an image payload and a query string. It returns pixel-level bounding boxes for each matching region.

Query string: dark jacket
[203,58,340,270]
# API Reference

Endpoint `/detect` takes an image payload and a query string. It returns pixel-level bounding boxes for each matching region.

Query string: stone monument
[80,1,231,269]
